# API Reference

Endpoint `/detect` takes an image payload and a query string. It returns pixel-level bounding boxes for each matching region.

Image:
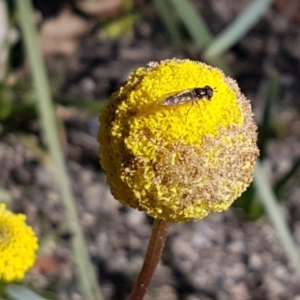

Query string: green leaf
[0,84,13,120]
[103,13,139,39]
[234,183,264,219]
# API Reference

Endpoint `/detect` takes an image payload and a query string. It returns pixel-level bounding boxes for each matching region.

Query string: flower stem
[128,219,170,300]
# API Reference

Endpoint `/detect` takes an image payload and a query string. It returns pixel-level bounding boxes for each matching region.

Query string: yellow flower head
[98,59,259,222]
[0,204,38,282]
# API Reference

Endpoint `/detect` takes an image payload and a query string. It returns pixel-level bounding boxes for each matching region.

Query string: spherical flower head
[0,204,38,282]
[98,59,259,222]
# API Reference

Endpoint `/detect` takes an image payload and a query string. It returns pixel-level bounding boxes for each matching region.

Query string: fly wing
[157,89,194,106]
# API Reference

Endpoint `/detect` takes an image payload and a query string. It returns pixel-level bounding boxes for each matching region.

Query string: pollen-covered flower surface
[98,59,259,222]
[0,204,38,282]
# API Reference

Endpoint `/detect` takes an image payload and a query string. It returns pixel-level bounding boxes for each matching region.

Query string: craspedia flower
[0,204,38,282]
[98,59,259,222]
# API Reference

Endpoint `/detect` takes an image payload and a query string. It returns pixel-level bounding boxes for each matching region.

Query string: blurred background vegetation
[1,0,300,299]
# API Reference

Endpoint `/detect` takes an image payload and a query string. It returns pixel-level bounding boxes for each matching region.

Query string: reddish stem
[128,219,170,300]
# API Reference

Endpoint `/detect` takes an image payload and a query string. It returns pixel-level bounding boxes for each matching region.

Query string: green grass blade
[258,70,280,159]
[254,162,300,279]
[6,285,49,300]
[275,156,300,194]
[169,0,212,48]
[168,0,232,74]
[0,0,9,81]
[154,0,185,51]
[204,0,274,60]
[16,1,104,299]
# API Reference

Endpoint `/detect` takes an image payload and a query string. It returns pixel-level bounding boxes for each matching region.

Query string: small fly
[157,85,215,106]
